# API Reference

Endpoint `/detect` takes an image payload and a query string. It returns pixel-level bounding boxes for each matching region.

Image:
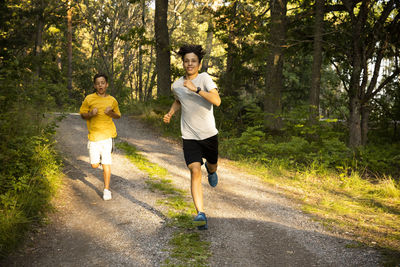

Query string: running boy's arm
[183,80,221,106]
[197,88,221,107]
[80,108,98,120]
[79,97,98,120]
[163,99,181,124]
[104,98,121,119]
[105,107,121,119]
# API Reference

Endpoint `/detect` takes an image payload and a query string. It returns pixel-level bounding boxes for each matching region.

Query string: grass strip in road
[116,142,211,266]
[232,160,400,266]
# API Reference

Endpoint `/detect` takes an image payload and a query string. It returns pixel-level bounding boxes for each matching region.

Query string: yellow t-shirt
[79,93,121,141]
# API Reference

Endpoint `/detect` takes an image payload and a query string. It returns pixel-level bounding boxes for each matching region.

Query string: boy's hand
[104,106,113,116]
[90,108,98,117]
[163,112,172,123]
[183,80,196,92]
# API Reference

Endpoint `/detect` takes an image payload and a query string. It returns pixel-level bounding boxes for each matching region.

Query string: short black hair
[177,44,206,62]
[93,73,108,83]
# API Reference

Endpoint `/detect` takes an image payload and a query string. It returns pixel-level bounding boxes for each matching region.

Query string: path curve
[3,114,381,266]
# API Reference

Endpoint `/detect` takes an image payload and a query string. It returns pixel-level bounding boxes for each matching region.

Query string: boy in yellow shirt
[80,73,121,200]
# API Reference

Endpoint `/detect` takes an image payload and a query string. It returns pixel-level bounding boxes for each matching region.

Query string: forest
[0,0,399,262]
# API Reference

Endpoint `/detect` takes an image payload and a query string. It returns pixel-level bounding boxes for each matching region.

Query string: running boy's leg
[188,162,204,213]
[102,164,111,190]
[89,141,101,169]
[99,138,113,200]
[189,162,208,229]
[91,163,100,168]
[203,134,219,187]
[205,162,217,173]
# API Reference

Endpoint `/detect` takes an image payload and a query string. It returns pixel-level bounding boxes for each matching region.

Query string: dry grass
[233,160,400,265]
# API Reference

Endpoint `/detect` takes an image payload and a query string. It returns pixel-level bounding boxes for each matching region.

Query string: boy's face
[183,52,200,76]
[94,76,108,96]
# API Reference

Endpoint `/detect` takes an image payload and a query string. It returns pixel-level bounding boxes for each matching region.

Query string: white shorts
[88,138,112,165]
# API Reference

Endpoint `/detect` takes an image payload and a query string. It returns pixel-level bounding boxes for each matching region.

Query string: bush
[0,117,62,258]
[221,125,354,173]
[317,137,352,169]
[356,144,400,178]
[221,126,313,164]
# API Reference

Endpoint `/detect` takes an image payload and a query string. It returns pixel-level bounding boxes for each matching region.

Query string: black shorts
[182,134,218,166]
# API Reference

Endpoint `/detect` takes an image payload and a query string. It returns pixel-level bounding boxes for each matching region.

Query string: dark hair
[93,73,108,83]
[177,45,206,62]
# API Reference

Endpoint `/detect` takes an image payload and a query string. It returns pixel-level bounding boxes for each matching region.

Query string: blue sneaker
[194,212,208,230]
[205,162,218,187]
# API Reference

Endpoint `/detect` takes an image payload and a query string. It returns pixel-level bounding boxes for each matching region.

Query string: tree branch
[330,59,349,93]
[365,68,400,103]
[366,44,386,96]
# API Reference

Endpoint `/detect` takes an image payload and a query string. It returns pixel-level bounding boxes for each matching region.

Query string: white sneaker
[103,189,112,201]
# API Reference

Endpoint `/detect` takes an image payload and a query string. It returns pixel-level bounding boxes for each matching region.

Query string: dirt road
[4,114,381,266]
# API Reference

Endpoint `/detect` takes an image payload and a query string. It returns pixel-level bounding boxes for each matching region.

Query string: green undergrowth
[116,142,210,266]
[0,117,63,259]
[232,159,400,266]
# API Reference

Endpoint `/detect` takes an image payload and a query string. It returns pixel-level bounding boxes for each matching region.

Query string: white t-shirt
[172,72,218,140]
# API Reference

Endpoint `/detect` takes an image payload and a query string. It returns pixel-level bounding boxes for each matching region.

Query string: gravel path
[3,114,382,266]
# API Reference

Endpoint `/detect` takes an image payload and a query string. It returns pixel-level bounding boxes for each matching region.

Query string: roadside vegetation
[124,98,400,266]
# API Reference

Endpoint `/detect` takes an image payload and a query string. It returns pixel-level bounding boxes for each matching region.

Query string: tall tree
[264,0,287,131]
[145,46,156,100]
[67,0,73,92]
[201,21,213,73]
[328,0,400,147]
[309,0,324,123]
[138,0,146,101]
[34,0,45,78]
[224,1,238,96]
[155,0,171,97]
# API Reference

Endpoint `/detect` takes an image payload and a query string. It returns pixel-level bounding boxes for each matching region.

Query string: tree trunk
[224,43,236,96]
[223,2,237,96]
[67,2,73,91]
[138,0,146,101]
[361,104,370,145]
[309,0,324,123]
[201,22,213,73]
[347,1,368,148]
[155,0,171,97]
[129,78,134,103]
[109,19,117,97]
[144,47,155,100]
[147,69,157,100]
[264,0,287,131]
[120,42,130,96]
[349,97,362,147]
[34,1,44,79]
[135,66,139,101]
[348,43,363,148]
[110,43,115,96]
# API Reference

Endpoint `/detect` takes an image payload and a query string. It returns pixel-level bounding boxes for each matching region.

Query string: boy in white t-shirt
[163,44,221,230]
